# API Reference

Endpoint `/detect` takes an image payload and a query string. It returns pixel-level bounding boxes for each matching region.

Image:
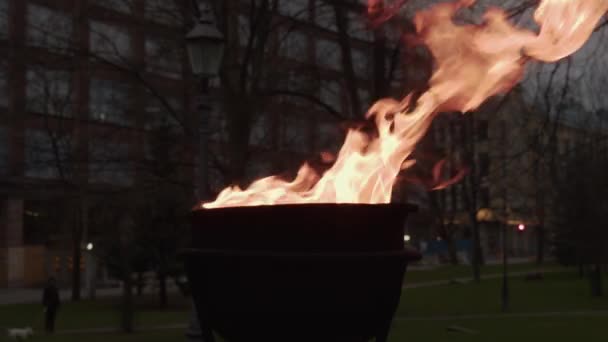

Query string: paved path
[56,323,188,335]
[395,310,608,321]
[0,269,565,304]
[0,287,182,305]
[402,268,567,289]
[45,310,608,335]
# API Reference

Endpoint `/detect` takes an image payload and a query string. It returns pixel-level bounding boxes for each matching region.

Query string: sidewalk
[0,286,183,305]
[402,268,567,289]
[0,268,565,305]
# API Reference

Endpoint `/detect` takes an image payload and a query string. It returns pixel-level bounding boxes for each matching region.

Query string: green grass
[0,330,184,342]
[400,271,608,316]
[1,266,607,341]
[390,315,608,342]
[0,294,189,334]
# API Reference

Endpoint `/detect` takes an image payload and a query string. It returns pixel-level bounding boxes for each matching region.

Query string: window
[445,188,452,211]
[433,121,445,146]
[281,114,310,153]
[478,153,490,178]
[89,139,132,186]
[480,187,490,208]
[0,126,8,176]
[92,0,134,14]
[145,36,182,78]
[89,79,131,126]
[245,157,273,182]
[315,120,341,151]
[27,4,73,50]
[315,2,337,31]
[477,119,488,141]
[144,94,183,132]
[347,10,372,41]
[0,62,7,108]
[351,48,369,79]
[145,0,182,27]
[279,0,309,20]
[316,39,341,70]
[0,0,8,40]
[286,71,318,95]
[238,15,250,47]
[26,68,73,117]
[279,29,308,62]
[90,21,131,63]
[358,88,371,109]
[25,130,72,179]
[250,113,273,148]
[320,80,342,113]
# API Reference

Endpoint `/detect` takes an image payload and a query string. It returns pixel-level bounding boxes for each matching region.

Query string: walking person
[42,277,61,333]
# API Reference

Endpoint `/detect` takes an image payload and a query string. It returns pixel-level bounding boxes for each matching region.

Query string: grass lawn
[0,294,189,337]
[1,265,607,341]
[390,269,608,342]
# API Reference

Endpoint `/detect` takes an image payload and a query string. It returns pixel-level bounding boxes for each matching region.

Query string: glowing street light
[86,242,94,251]
[403,234,411,242]
[517,224,525,231]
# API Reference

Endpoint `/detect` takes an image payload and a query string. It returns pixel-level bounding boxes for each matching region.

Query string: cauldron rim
[192,202,418,214]
[179,246,422,261]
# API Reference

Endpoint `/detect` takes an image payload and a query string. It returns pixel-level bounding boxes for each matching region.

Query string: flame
[203,0,607,209]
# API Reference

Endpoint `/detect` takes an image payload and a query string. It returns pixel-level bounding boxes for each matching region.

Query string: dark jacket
[43,285,61,310]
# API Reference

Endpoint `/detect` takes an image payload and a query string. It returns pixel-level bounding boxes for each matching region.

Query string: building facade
[1,0,403,287]
[0,0,197,287]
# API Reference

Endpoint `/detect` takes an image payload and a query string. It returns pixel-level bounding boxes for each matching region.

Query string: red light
[518,224,525,231]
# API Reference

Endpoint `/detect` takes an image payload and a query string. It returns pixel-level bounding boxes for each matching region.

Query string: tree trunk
[536,223,545,265]
[579,263,585,279]
[226,100,252,186]
[446,235,459,265]
[590,263,603,297]
[122,274,134,333]
[333,4,362,117]
[471,218,482,282]
[71,211,82,301]
[137,272,144,296]
[71,244,81,301]
[158,272,168,309]
[371,1,387,99]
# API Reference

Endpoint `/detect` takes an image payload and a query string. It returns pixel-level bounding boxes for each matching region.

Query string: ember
[203,0,608,209]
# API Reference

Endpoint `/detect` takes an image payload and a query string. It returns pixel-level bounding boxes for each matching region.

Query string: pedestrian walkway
[402,268,567,289]
[395,310,608,321]
[0,286,182,305]
[0,268,565,305]
[56,323,187,335]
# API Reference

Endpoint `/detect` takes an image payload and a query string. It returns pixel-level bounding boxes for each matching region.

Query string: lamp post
[185,3,225,341]
[501,120,509,312]
[185,2,225,201]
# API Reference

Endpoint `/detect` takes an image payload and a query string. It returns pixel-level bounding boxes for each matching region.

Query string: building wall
[0,0,195,288]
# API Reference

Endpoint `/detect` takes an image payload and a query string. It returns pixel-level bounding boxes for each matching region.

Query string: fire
[203,0,607,209]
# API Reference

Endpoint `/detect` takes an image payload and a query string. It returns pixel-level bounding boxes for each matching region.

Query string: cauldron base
[185,249,419,342]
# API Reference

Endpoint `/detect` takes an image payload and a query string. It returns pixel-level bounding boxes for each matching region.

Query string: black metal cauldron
[183,203,420,342]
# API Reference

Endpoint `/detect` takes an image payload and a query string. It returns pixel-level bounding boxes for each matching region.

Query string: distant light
[518,224,525,231]
[86,243,94,251]
[404,234,411,242]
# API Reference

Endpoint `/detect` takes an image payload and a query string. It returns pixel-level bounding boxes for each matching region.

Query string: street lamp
[185,3,225,341]
[186,3,225,201]
[186,5,225,78]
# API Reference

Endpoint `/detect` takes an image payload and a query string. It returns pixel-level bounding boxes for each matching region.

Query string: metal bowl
[183,203,420,342]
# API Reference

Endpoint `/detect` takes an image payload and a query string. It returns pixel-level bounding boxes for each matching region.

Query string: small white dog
[7,327,34,340]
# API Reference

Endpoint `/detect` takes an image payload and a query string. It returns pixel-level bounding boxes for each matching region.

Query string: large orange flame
[203,0,607,209]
